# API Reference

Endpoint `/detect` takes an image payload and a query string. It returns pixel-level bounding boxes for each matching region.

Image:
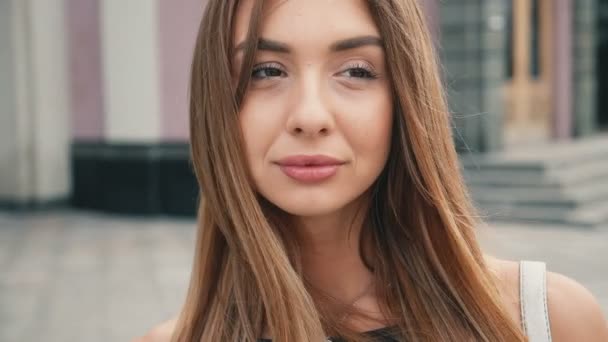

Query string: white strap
[519,260,552,342]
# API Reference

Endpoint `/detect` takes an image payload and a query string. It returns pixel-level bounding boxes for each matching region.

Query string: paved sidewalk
[0,211,606,342]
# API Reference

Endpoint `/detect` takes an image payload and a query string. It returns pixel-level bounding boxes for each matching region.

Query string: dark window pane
[530,0,540,78]
[506,2,514,79]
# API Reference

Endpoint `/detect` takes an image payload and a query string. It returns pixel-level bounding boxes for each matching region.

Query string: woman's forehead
[232,0,380,49]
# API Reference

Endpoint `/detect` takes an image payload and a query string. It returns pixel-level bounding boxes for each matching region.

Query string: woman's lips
[275,155,346,183]
[279,164,341,182]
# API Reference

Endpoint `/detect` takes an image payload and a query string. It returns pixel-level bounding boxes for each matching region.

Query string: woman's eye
[339,62,379,80]
[251,64,285,80]
[342,66,378,80]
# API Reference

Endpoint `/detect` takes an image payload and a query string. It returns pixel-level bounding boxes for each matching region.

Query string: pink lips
[275,155,346,183]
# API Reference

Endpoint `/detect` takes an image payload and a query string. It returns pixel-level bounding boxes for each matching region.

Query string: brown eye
[251,63,286,80]
[339,62,378,80]
[346,67,375,79]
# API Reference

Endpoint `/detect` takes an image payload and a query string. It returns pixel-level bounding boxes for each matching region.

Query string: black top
[257,325,401,341]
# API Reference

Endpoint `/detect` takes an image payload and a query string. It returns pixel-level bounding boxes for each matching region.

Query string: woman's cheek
[239,97,284,167]
[341,94,393,152]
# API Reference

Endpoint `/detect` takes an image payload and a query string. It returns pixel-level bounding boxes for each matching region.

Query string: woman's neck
[292,197,376,310]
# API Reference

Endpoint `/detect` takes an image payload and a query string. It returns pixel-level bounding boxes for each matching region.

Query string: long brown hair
[172,0,527,341]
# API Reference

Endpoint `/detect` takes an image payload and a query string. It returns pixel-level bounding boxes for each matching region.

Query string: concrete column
[100,0,162,142]
[0,0,21,202]
[0,0,71,206]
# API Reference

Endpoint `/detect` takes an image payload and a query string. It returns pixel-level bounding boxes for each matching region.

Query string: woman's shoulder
[132,317,177,342]
[485,255,608,341]
[131,258,608,341]
[543,267,608,340]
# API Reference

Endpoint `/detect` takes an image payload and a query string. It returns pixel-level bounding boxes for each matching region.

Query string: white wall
[101,0,162,142]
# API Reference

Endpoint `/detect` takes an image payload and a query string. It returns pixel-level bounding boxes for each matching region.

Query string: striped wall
[67,0,204,143]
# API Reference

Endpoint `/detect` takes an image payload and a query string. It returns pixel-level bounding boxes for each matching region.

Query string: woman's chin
[276,202,343,218]
[267,191,372,219]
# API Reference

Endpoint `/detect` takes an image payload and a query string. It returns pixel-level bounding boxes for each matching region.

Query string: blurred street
[0,211,606,342]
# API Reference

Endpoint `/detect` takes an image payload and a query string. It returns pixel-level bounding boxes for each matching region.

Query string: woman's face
[233,0,393,217]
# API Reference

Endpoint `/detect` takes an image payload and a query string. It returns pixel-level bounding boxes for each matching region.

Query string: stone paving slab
[0,211,606,341]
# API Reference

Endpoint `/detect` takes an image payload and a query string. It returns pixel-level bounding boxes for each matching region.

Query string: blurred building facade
[0,0,606,217]
[0,0,202,215]
[442,0,606,153]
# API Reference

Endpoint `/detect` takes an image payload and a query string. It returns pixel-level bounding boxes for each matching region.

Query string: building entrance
[503,0,553,147]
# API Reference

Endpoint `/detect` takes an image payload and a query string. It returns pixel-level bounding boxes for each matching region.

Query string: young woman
[137,0,608,341]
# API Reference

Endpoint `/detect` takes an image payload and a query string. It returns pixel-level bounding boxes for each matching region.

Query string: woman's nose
[285,76,335,138]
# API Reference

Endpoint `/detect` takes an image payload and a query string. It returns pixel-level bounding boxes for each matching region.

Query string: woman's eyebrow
[233,35,383,55]
[330,35,383,52]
